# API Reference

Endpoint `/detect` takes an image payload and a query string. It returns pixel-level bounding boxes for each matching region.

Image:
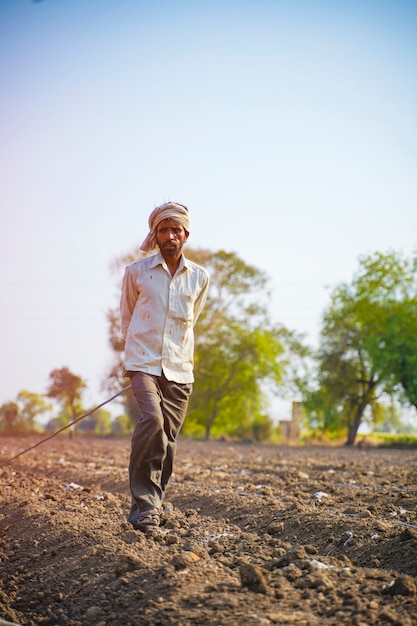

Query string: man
[120,202,210,532]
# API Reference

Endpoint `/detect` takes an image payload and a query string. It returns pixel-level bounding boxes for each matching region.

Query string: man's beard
[160,242,182,256]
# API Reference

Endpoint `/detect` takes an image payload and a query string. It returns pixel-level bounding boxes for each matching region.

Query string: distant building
[279,401,302,443]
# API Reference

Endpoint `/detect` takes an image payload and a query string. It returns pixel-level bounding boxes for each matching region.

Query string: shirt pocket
[173,293,194,323]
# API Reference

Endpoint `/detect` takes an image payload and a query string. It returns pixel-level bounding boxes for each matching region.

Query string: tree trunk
[346,414,362,446]
[345,376,378,446]
[345,396,370,445]
[205,408,218,441]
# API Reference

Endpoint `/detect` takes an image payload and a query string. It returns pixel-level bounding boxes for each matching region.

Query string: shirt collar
[151,250,189,272]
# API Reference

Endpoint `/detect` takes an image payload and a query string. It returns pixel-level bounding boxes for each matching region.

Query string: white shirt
[120,250,210,383]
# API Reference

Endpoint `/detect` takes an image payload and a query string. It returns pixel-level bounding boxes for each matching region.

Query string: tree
[180,249,306,439]
[0,402,19,434]
[77,407,112,435]
[0,392,51,434]
[301,387,343,438]
[105,246,308,439]
[46,367,86,430]
[188,322,285,439]
[365,298,417,410]
[353,251,417,413]
[314,300,381,444]
[304,250,417,445]
[370,401,411,434]
[17,391,52,432]
[112,412,135,435]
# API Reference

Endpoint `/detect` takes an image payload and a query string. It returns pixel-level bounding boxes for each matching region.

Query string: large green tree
[353,251,417,412]
[304,250,417,445]
[365,299,417,410]
[188,321,285,440]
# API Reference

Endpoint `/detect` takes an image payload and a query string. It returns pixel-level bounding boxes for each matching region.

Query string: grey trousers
[127,371,192,523]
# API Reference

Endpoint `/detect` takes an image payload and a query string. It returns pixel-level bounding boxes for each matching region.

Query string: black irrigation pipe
[0,385,132,468]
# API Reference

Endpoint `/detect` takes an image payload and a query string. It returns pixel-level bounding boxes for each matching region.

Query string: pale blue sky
[1,0,416,419]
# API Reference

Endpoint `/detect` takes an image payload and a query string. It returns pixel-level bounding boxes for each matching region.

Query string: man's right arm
[120,266,138,340]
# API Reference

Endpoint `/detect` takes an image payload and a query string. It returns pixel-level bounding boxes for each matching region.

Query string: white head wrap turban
[140,202,190,251]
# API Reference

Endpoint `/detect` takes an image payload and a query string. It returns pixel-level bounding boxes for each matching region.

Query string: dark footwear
[131,508,160,531]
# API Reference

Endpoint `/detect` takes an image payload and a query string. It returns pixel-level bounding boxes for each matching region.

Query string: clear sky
[1,0,416,420]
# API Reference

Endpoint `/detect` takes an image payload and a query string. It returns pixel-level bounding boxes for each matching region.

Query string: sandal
[131,508,160,531]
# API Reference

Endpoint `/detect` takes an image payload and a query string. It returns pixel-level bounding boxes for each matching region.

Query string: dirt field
[1,436,416,626]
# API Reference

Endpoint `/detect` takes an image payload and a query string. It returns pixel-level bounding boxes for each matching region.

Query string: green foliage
[187,321,285,440]
[186,248,271,327]
[370,402,406,433]
[365,299,417,408]
[45,407,74,433]
[250,413,275,443]
[301,387,342,434]
[0,392,51,434]
[184,249,294,439]
[353,251,417,413]
[77,407,113,435]
[112,413,135,435]
[17,391,52,431]
[303,250,417,445]
[357,432,417,448]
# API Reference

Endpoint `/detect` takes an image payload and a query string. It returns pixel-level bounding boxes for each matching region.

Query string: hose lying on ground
[0,384,132,468]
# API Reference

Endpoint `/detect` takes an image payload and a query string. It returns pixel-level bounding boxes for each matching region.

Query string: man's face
[156,218,189,258]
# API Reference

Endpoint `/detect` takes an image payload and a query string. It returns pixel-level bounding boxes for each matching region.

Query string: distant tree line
[105,245,417,445]
[1,247,416,445]
[0,367,131,437]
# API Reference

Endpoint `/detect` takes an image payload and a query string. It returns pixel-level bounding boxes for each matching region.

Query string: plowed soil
[1,436,417,626]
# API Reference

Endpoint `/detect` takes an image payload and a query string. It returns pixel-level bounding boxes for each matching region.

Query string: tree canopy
[303,250,417,444]
[46,367,86,424]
